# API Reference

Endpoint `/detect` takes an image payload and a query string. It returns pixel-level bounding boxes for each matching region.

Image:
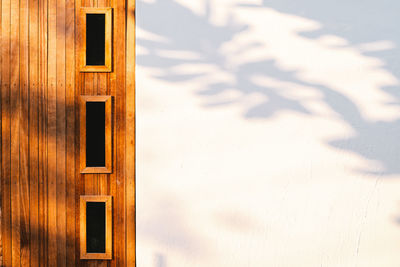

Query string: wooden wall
[0,0,136,266]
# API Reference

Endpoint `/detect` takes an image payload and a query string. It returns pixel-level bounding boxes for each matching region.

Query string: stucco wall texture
[136,0,400,266]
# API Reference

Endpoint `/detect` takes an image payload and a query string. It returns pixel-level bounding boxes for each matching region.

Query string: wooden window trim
[80,195,113,260]
[80,95,112,173]
[80,7,112,72]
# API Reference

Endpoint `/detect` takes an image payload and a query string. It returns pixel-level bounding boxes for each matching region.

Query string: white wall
[136,1,400,266]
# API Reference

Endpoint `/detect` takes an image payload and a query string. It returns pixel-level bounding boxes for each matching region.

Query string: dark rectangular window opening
[80,8,112,72]
[86,14,106,66]
[86,202,106,253]
[80,95,112,173]
[86,102,106,167]
[80,195,112,259]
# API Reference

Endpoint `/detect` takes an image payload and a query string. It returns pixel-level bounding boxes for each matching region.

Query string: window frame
[80,7,112,72]
[80,195,113,260]
[80,95,113,173]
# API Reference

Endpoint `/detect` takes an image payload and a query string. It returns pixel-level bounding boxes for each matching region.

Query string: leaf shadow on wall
[246,0,400,176]
[137,0,400,177]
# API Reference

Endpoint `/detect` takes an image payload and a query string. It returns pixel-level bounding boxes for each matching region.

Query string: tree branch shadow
[137,0,400,177]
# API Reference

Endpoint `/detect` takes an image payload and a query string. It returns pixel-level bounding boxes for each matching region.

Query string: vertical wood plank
[0,0,3,263]
[115,0,126,265]
[48,0,58,265]
[66,0,76,265]
[75,0,83,265]
[126,0,136,265]
[38,0,49,265]
[109,0,117,266]
[10,0,21,265]
[57,0,67,265]
[19,0,31,264]
[1,0,12,265]
[29,0,40,265]
[97,0,106,7]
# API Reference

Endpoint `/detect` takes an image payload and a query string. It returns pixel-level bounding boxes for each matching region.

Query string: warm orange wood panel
[0,0,3,265]
[126,0,136,265]
[29,0,40,266]
[65,0,77,265]
[20,0,30,266]
[1,0,12,265]
[10,0,21,265]
[38,0,49,265]
[0,0,135,266]
[48,0,58,265]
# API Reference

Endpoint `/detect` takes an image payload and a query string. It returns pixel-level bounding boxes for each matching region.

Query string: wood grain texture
[0,0,3,264]
[126,0,136,265]
[19,0,30,265]
[1,0,12,265]
[29,0,40,266]
[0,0,135,265]
[48,0,58,265]
[66,0,76,265]
[38,0,49,264]
[10,0,21,265]
[114,0,126,265]
[75,0,83,265]
[57,0,67,265]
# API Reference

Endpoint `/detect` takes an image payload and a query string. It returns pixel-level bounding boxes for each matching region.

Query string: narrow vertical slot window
[86,14,106,66]
[80,8,112,72]
[80,196,112,260]
[86,202,106,253]
[80,96,112,173]
[86,102,106,167]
